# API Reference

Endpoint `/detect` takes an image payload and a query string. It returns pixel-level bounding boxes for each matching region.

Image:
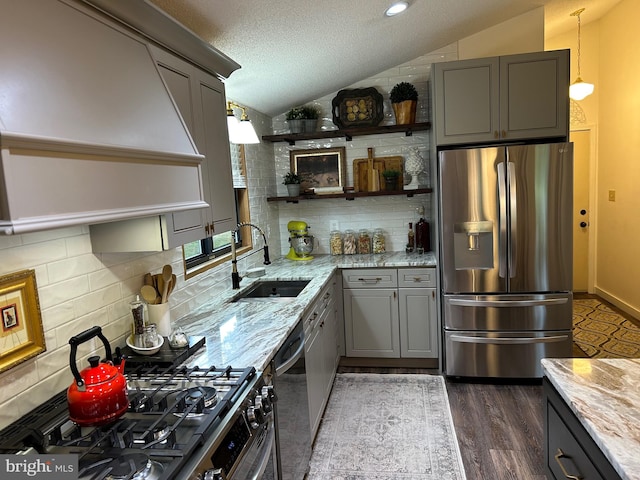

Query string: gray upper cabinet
[152,46,236,247]
[433,50,569,146]
[90,46,237,252]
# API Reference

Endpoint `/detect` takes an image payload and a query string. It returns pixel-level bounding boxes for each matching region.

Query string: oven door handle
[248,421,275,480]
[274,330,305,377]
[448,298,568,308]
[449,334,570,345]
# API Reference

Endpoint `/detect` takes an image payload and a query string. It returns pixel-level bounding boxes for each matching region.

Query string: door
[506,143,573,293]
[343,288,399,357]
[439,147,504,294]
[433,57,500,145]
[571,130,591,292]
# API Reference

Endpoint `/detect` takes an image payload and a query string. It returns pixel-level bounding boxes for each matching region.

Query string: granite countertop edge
[175,252,436,373]
[542,358,640,480]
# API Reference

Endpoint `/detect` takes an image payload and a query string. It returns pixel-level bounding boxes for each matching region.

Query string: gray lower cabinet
[544,378,622,480]
[343,268,437,358]
[305,277,339,439]
[433,49,569,146]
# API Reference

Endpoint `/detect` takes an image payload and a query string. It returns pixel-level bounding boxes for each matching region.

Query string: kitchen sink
[231,280,310,302]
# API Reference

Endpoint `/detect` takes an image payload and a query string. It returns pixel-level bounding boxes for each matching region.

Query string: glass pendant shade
[569,77,595,101]
[234,119,260,144]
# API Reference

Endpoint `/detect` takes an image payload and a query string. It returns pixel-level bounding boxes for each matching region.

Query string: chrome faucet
[231,222,271,289]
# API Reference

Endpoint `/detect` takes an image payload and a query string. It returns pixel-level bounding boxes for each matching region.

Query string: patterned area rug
[573,298,640,358]
[308,373,466,480]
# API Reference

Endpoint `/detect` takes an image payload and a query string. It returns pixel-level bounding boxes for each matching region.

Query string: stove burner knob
[255,394,272,415]
[246,405,263,429]
[262,384,277,403]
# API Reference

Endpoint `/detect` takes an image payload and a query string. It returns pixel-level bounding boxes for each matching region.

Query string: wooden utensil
[167,273,177,300]
[144,273,153,287]
[140,285,158,305]
[154,274,163,302]
[367,148,380,192]
[161,264,172,304]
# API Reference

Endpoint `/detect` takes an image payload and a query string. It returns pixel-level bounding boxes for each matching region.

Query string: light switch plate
[608,190,616,202]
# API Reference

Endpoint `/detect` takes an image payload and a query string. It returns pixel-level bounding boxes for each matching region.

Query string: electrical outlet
[608,190,616,202]
[330,221,339,231]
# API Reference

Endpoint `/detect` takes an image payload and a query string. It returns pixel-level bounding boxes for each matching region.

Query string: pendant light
[226,101,260,144]
[569,8,594,101]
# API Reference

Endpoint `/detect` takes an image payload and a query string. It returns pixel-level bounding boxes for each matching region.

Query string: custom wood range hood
[0,0,238,235]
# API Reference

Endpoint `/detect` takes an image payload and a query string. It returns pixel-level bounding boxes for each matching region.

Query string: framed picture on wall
[0,269,46,374]
[290,147,346,194]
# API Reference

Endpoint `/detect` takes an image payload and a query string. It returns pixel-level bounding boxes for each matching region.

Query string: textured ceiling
[150,0,620,117]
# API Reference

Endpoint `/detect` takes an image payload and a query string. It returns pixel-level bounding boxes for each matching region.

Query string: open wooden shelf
[267,188,432,203]
[262,122,431,145]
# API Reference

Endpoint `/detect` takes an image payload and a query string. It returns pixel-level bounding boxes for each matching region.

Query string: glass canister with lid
[373,228,386,254]
[343,229,357,255]
[357,229,371,254]
[329,230,343,255]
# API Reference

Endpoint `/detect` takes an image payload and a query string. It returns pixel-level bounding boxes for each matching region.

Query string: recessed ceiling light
[385,1,409,17]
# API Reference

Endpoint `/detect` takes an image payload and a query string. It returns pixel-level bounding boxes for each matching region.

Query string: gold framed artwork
[0,269,46,373]
[290,147,346,194]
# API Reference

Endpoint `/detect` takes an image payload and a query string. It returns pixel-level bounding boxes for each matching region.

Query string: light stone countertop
[175,252,436,372]
[542,358,640,480]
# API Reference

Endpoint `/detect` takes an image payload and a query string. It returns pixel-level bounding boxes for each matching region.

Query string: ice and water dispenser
[453,221,493,270]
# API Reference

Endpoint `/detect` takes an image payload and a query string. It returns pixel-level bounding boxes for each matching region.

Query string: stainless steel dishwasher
[273,320,311,480]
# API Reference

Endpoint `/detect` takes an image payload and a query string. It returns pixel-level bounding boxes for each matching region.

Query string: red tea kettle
[67,326,129,426]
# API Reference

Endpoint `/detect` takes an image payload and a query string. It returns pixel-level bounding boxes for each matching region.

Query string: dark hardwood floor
[337,366,547,479]
[446,379,546,480]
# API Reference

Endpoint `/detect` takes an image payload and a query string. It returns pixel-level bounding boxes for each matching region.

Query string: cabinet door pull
[358,277,382,283]
[554,448,582,480]
[501,129,507,138]
[494,130,499,139]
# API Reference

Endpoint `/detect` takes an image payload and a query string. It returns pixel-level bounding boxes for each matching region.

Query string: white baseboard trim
[594,287,640,321]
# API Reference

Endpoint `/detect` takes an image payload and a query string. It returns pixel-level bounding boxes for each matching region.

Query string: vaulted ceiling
[150,0,620,117]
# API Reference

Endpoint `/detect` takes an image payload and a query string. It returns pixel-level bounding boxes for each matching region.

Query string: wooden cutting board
[353,156,403,192]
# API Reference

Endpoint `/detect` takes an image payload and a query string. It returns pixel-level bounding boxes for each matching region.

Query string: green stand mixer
[286,220,314,261]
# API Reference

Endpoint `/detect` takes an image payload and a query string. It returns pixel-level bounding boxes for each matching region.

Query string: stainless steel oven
[0,340,277,480]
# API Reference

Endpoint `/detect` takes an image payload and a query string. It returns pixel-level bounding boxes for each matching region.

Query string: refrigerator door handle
[448,298,569,307]
[497,162,507,278]
[449,334,570,345]
[507,161,517,278]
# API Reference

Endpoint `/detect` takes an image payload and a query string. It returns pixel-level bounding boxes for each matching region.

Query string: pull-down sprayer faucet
[231,222,271,289]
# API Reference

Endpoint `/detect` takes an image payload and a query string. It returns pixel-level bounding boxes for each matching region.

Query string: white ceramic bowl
[126,334,164,355]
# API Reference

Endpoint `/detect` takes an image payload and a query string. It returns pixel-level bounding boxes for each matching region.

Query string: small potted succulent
[382,169,401,191]
[285,107,305,134]
[389,82,418,125]
[282,171,301,197]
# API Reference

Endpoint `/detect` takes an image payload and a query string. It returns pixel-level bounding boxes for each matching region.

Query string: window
[183,144,251,276]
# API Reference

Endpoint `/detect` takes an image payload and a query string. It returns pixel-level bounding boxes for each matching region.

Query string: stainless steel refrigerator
[439,142,573,378]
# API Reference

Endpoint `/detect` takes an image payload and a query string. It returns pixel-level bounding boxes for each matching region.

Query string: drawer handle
[357,277,382,283]
[413,277,423,282]
[554,448,582,480]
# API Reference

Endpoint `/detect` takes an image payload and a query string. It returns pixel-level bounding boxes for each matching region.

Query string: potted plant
[285,107,305,134]
[301,105,320,133]
[389,82,418,125]
[382,169,401,191]
[282,171,301,197]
